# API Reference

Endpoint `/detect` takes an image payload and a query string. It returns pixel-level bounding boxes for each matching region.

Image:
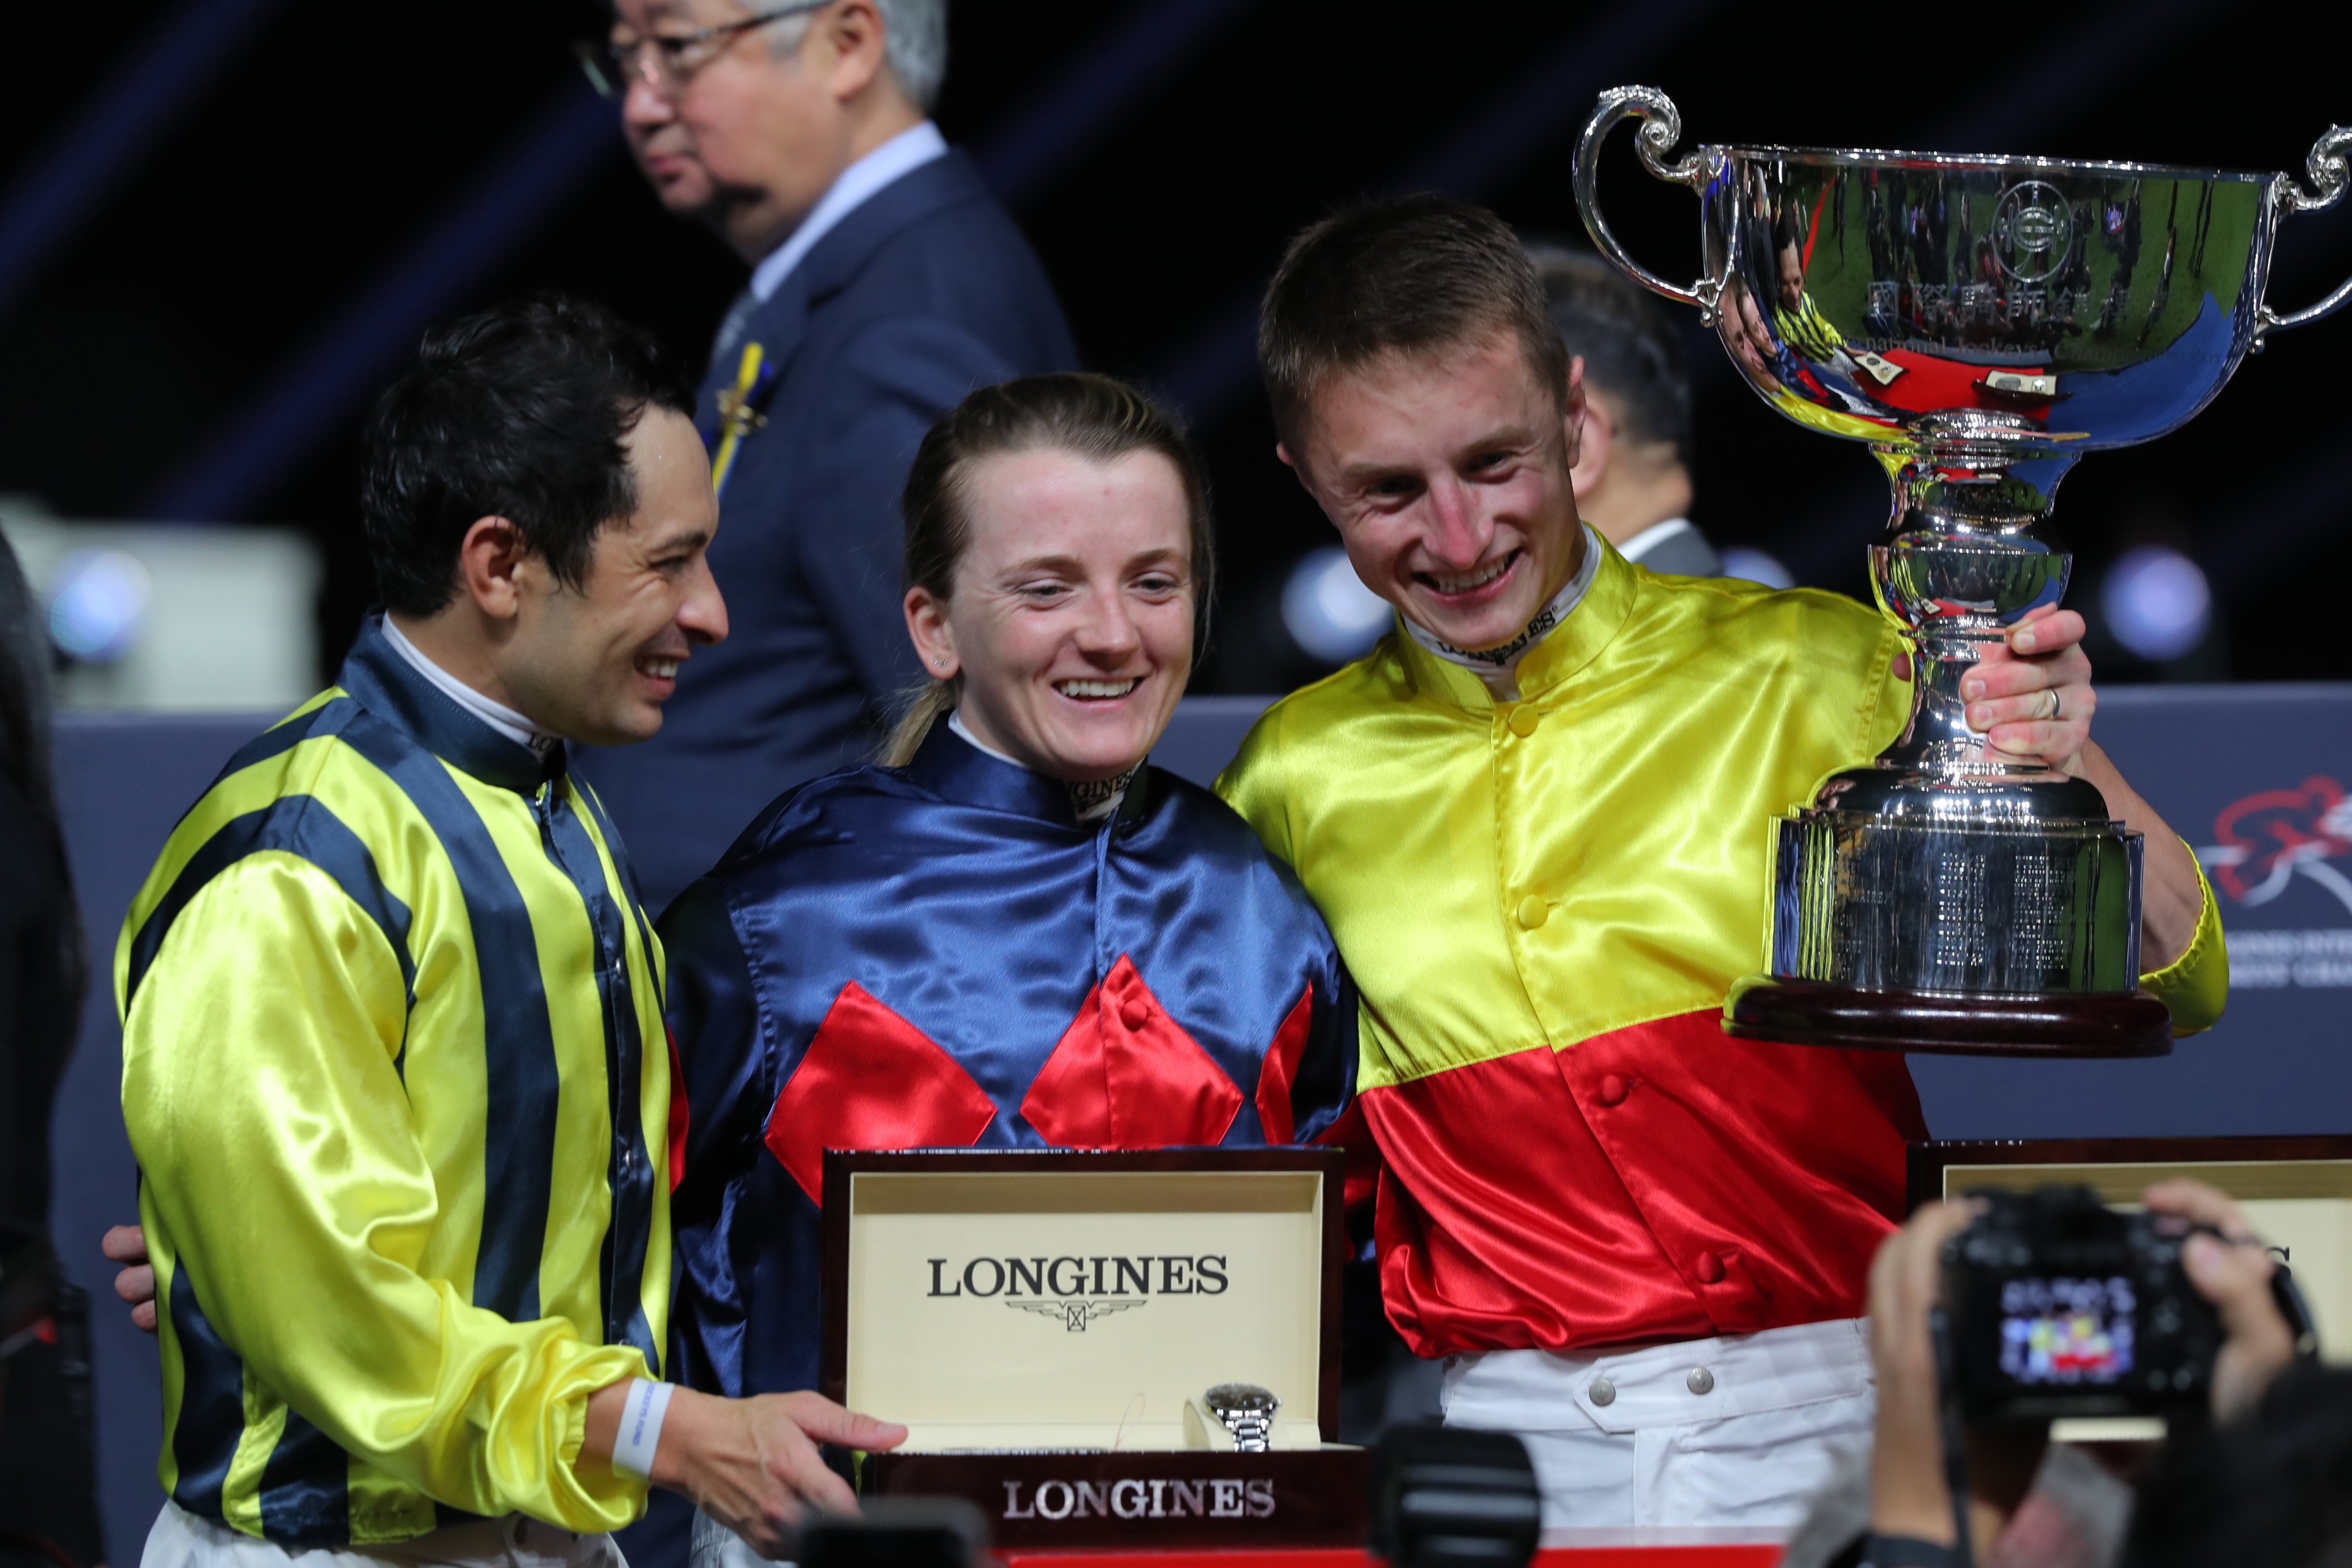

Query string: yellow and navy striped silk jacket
[118,620,673,1546]
[1774,288,1848,365]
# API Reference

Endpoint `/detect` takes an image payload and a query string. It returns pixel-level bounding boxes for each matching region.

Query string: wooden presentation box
[1911,1135,2352,1364]
[820,1149,1369,1548]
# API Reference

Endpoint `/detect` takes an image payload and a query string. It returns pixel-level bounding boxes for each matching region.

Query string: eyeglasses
[575,0,834,101]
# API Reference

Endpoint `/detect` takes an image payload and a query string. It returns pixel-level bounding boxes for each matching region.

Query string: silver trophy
[1575,87,2352,1055]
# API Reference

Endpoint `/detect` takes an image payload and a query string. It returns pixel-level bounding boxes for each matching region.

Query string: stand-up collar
[902,717,1150,831]
[1403,523,1604,674]
[747,121,948,304]
[338,617,564,794]
[1392,533,1640,715]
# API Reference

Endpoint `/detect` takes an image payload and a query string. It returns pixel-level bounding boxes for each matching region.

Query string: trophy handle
[2255,125,2352,347]
[1574,86,1721,325]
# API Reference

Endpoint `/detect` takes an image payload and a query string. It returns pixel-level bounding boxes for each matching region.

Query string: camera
[797,1499,988,1568]
[1941,1185,2222,1424]
[1369,1426,1541,1568]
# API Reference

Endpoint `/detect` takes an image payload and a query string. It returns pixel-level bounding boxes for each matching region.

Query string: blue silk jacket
[659,721,1358,1399]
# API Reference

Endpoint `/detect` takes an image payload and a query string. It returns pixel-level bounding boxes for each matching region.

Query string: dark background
[11,7,2352,1553]
[5,0,2349,694]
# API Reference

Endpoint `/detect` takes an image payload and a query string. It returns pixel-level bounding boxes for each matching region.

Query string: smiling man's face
[501,405,729,746]
[1281,330,1588,655]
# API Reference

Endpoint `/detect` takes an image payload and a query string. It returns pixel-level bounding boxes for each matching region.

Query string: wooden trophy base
[1723,975,2173,1057]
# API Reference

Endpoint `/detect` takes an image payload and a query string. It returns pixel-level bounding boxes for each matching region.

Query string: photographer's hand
[1866,1202,1979,1545]
[1867,1202,2048,1554]
[2142,1179,2297,1423]
[102,1225,157,1334]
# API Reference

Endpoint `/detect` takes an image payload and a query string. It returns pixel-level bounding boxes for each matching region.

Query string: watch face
[1204,1382,1281,1419]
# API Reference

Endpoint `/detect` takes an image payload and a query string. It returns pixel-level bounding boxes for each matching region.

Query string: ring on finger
[2040,688,2062,723]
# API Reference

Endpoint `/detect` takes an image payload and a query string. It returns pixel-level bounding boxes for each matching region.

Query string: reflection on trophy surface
[1575,86,2352,1055]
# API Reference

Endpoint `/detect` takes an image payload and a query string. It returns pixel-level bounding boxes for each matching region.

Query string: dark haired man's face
[1281,331,1585,656]
[1778,243,1806,311]
[504,407,729,745]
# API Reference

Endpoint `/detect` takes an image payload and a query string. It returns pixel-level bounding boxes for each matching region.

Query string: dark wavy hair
[881,373,1216,767]
[359,294,694,617]
[2122,1361,2352,1568]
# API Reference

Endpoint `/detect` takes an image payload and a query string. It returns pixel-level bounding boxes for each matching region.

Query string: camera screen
[1999,1276,2136,1385]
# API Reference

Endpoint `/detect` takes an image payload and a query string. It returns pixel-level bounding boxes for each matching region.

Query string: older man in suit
[581,0,1077,910]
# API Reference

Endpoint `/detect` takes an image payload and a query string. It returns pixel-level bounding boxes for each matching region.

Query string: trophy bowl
[1575,87,2352,1055]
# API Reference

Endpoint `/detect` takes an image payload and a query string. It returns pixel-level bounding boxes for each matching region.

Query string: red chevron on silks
[657,719,1359,1407]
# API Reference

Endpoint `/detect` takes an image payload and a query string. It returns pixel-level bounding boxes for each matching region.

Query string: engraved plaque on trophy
[1575,87,2352,1055]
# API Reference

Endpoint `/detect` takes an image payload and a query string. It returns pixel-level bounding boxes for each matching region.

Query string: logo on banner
[2197,776,2352,989]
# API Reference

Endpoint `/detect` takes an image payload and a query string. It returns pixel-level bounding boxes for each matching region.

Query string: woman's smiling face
[904,445,1197,785]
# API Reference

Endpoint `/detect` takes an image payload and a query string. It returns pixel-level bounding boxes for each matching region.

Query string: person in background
[578,0,1079,912]
[1524,244,1721,577]
[0,537,104,1568]
[112,298,900,1568]
[2123,1361,2352,1568]
[661,373,1357,1568]
[1784,1180,2314,1568]
[1220,195,2226,1531]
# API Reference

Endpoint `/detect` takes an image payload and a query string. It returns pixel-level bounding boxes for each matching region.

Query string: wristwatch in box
[1203,1384,1281,1452]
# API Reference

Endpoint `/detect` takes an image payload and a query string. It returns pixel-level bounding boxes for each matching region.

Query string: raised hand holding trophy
[1574,87,2352,1055]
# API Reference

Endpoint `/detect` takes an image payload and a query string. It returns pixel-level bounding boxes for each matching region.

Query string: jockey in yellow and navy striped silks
[117,618,674,1547]
[1773,288,1847,366]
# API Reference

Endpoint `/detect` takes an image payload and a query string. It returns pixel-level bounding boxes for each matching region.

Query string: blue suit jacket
[580,151,1076,912]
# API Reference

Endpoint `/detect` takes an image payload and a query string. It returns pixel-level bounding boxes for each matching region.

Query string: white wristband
[613,1378,674,1481]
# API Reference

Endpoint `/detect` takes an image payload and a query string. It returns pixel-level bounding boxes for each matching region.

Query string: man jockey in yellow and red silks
[1218,196,2226,1531]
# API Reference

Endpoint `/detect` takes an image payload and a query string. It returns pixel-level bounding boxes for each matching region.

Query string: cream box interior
[1936,1156,2352,1361]
[1938,1154,2352,1442]
[839,1165,1338,1453]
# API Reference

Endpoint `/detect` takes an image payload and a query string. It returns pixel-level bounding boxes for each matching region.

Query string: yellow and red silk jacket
[1219,540,2227,1358]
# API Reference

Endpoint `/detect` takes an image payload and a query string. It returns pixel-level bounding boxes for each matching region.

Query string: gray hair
[773,0,947,112]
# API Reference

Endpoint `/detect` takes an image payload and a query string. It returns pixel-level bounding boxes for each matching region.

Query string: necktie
[712,287,758,360]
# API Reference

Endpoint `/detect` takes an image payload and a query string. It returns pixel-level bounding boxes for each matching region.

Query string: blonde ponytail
[882,678,958,768]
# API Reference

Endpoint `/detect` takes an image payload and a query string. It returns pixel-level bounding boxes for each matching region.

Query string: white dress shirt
[748,121,950,303]
[1615,516,1700,565]
[381,617,559,757]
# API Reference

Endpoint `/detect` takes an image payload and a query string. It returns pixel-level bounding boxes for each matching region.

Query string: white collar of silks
[1401,524,1604,697]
